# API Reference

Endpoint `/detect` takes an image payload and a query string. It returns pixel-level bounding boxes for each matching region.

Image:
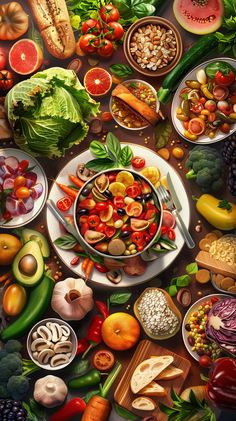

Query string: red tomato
[96,222,106,233]
[15,187,30,199]
[137,245,144,252]
[0,49,7,71]
[112,209,121,222]
[104,22,124,41]
[161,226,169,235]
[100,4,120,23]
[0,70,13,91]
[215,69,235,86]
[162,210,175,229]
[82,19,101,35]
[80,222,89,236]
[97,39,114,57]
[143,230,151,242]
[92,349,115,370]
[149,222,157,237]
[199,97,206,104]
[88,214,100,228]
[79,215,88,224]
[79,34,97,53]
[108,173,116,183]
[126,184,141,198]
[168,228,176,241]
[131,231,144,245]
[114,196,125,208]
[211,297,219,304]
[56,196,73,212]
[105,226,116,238]
[131,156,145,169]
[144,209,156,220]
[14,176,26,189]
[126,201,143,217]
[190,102,204,113]
[199,355,212,368]
[95,202,109,211]
[121,223,131,232]
[220,123,230,134]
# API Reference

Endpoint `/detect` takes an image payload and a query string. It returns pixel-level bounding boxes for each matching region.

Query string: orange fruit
[83,67,112,97]
[101,312,140,351]
[0,234,22,265]
[9,39,43,75]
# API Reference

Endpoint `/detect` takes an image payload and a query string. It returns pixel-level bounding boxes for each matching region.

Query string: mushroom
[31,338,52,352]
[50,354,70,367]
[49,323,62,342]
[33,375,68,408]
[37,325,52,341]
[54,341,72,354]
[106,270,122,284]
[76,163,96,181]
[37,349,55,364]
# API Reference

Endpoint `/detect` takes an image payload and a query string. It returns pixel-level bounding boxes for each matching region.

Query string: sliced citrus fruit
[109,182,126,196]
[9,39,43,75]
[141,167,160,185]
[116,171,134,187]
[83,67,112,97]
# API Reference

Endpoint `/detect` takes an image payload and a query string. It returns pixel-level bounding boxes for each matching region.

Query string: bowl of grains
[123,17,183,77]
[134,287,182,340]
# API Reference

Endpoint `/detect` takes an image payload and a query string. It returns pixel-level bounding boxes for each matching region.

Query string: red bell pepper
[76,338,89,356]
[207,357,236,410]
[49,397,86,421]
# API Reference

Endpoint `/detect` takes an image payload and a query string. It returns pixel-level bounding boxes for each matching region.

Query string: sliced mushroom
[66,353,72,358]
[106,270,122,284]
[50,354,69,367]
[89,117,103,134]
[61,325,71,338]
[37,326,52,341]
[61,335,71,342]
[31,338,53,352]
[77,163,96,181]
[49,323,62,342]
[32,352,39,360]
[54,341,73,354]
[32,331,39,340]
[38,349,55,365]
[95,174,109,193]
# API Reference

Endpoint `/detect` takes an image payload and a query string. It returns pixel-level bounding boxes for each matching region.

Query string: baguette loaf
[28,0,75,59]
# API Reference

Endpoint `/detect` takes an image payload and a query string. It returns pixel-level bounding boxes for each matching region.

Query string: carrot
[69,174,85,189]
[195,269,211,284]
[81,396,111,421]
[0,271,12,283]
[55,181,78,200]
[85,260,94,279]
[81,258,90,272]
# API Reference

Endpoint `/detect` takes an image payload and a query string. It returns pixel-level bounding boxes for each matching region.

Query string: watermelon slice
[84,67,112,97]
[9,39,43,75]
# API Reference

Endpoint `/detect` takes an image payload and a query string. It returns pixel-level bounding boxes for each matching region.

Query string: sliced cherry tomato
[88,214,100,228]
[82,19,101,35]
[121,223,131,232]
[131,156,145,169]
[14,176,26,189]
[190,102,204,113]
[18,159,29,173]
[126,201,143,217]
[108,173,116,183]
[96,222,106,233]
[131,231,144,245]
[100,4,120,23]
[92,349,115,371]
[144,209,156,220]
[215,69,235,86]
[149,222,157,237]
[15,186,30,199]
[168,228,176,241]
[79,215,88,224]
[112,209,121,222]
[56,196,73,212]
[114,196,125,208]
[104,226,116,238]
[95,202,109,211]
[126,184,141,198]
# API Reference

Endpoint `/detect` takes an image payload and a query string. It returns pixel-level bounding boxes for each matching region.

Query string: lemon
[109,182,126,196]
[141,167,160,185]
[116,171,134,187]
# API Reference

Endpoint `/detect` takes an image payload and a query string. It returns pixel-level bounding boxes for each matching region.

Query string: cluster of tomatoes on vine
[79,4,124,57]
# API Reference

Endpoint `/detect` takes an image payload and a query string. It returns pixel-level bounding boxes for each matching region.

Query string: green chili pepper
[215,111,236,124]
[68,368,101,389]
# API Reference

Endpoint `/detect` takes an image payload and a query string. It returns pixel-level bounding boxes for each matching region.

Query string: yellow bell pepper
[195,194,236,231]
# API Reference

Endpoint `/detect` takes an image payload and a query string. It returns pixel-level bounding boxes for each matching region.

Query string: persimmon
[101,312,140,351]
[0,234,22,265]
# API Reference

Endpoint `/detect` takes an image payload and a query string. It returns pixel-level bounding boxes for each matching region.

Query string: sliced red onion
[0,156,5,166]
[30,183,43,199]
[5,197,20,216]
[1,165,12,179]
[5,156,19,173]
[21,196,34,214]
[0,176,3,186]
[25,171,37,188]
[3,178,15,191]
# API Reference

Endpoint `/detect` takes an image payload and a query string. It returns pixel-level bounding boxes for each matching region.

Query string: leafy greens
[215,0,236,57]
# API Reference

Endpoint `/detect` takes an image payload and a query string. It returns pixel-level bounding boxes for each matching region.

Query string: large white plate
[182,294,231,361]
[171,57,236,144]
[47,144,190,287]
[0,148,48,229]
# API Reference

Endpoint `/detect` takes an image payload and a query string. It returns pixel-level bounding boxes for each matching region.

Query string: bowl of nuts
[123,17,183,77]
[27,318,78,370]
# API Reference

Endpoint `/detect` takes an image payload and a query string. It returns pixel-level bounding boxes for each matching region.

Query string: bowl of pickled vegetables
[171,58,236,144]
[74,169,162,259]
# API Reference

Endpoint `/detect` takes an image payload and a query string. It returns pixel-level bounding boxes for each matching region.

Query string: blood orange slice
[9,39,43,75]
[84,67,112,97]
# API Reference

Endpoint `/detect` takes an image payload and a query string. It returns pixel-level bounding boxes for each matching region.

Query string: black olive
[185,323,191,331]
[144,193,152,201]
[77,208,89,216]
[81,188,90,196]
[120,230,130,239]
[117,208,126,216]
[135,195,143,202]
[103,189,112,199]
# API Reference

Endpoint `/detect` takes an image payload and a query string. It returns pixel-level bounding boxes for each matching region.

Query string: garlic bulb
[33,375,67,408]
[51,277,94,321]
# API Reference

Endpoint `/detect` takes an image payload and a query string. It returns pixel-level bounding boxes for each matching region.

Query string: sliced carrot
[55,181,78,200]
[69,175,85,189]
[0,271,12,283]
[195,269,211,284]
[81,257,90,272]
[85,260,94,279]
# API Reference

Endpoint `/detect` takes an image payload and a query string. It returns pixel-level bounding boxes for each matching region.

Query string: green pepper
[205,61,236,79]
[182,99,190,117]
[215,111,236,124]
[68,368,101,389]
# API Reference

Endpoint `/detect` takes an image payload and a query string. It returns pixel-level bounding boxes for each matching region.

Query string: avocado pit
[18,254,38,276]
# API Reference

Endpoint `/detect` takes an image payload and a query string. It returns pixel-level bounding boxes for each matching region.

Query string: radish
[3,178,15,191]
[162,210,176,229]
[5,197,20,216]
[5,156,19,173]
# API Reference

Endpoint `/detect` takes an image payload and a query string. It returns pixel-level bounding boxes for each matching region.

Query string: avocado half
[12,240,44,287]
[21,228,50,258]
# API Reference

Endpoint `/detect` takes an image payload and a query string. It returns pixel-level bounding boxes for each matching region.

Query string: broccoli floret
[212,178,224,192]
[7,375,29,400]
[0,354,22,379]
[0,349,8,360]
[5,340,22,353]
[0,383,10,398]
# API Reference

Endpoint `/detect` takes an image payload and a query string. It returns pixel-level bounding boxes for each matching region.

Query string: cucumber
[157,34,218,104]
[0,275,54,341]
[159,238,177,250]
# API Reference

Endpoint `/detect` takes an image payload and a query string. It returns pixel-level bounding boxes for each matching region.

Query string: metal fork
[157,184,195,249]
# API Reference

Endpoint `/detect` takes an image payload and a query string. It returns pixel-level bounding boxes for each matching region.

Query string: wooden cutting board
[196,250,236,278]
[114,339,191,420]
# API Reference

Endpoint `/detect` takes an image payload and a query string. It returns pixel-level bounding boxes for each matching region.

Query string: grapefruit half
[84,67,112,97]
[9,39,43,75]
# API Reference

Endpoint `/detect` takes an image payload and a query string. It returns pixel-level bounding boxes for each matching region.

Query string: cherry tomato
[95,202,109,211]
[121,223,131,232]
[82,19,101,35]
[126,201,143,217]
[137,245,144,252]
[97,39,114,57]
[104,225,116,238]
[14,176,26,189]
[144,209,156,220]
[199,97,206,104]
[108,173,117,183]
[100,4,120,23]
[104,22,124,41]
[56,196,73,212]
[0,48,7,71]
[126,184,141,198]
[161,225,169,235]
[79,215,88,224]
[79,34,97,53]
[80,222,89,236]
[183,121,189,130]
[220,123,230,134]
[94,262,109,273]
[0,70,14,91]
[149,222,157,237]
[199,355,212,368]
[15,187,30,199]
[114,196,125,208]
[131,231,144,245]
[112,209,121,222]
[190,102,204,113]
[92,349,115,371]
[143,231,151,242]
[88,214,100,228]
[168,228,176,241]
[215,69,235,86]
[131,156,145,169]
[70,256,80,266]
[96,222,106,233]
[18,160,29,173]
[211,297,219,304]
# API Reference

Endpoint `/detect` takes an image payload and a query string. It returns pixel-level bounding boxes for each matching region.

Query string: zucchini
[157,34,218,104]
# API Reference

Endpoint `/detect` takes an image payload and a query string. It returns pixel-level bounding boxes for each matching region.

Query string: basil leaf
[106,132,121,160]
[86,158,116,172]
[186,262,198,274]
[109,292,132,305]
[119,145,133,166]
[114,403,138,420]
[90,140,109,159]
[113,0,156,21]
[154,118,172,149]
[109,64,133,78]
[69,359,90,377]
[176,275,191,287]
[23,402,38,421]
[167,285,178,297]
[83,389,100,404]
[28,400,46,421]
[54,234,77,250]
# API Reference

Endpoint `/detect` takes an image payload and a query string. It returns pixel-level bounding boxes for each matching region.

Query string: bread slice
[132,396,156,411]
[139,381,167,397]
[130,355,173,394]
[156,365,183,380]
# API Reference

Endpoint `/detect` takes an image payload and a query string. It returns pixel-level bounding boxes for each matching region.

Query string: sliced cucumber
[159,238,177,250]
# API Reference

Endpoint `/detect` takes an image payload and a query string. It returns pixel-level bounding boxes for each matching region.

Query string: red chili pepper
[96,300,110,319]
[207,357,236,410]
[70,256,80,266]
[94,262,109,273]
[86,315,103,344]
[49,397,86,421]
[18,159,29,173]
[76,338,89,355]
